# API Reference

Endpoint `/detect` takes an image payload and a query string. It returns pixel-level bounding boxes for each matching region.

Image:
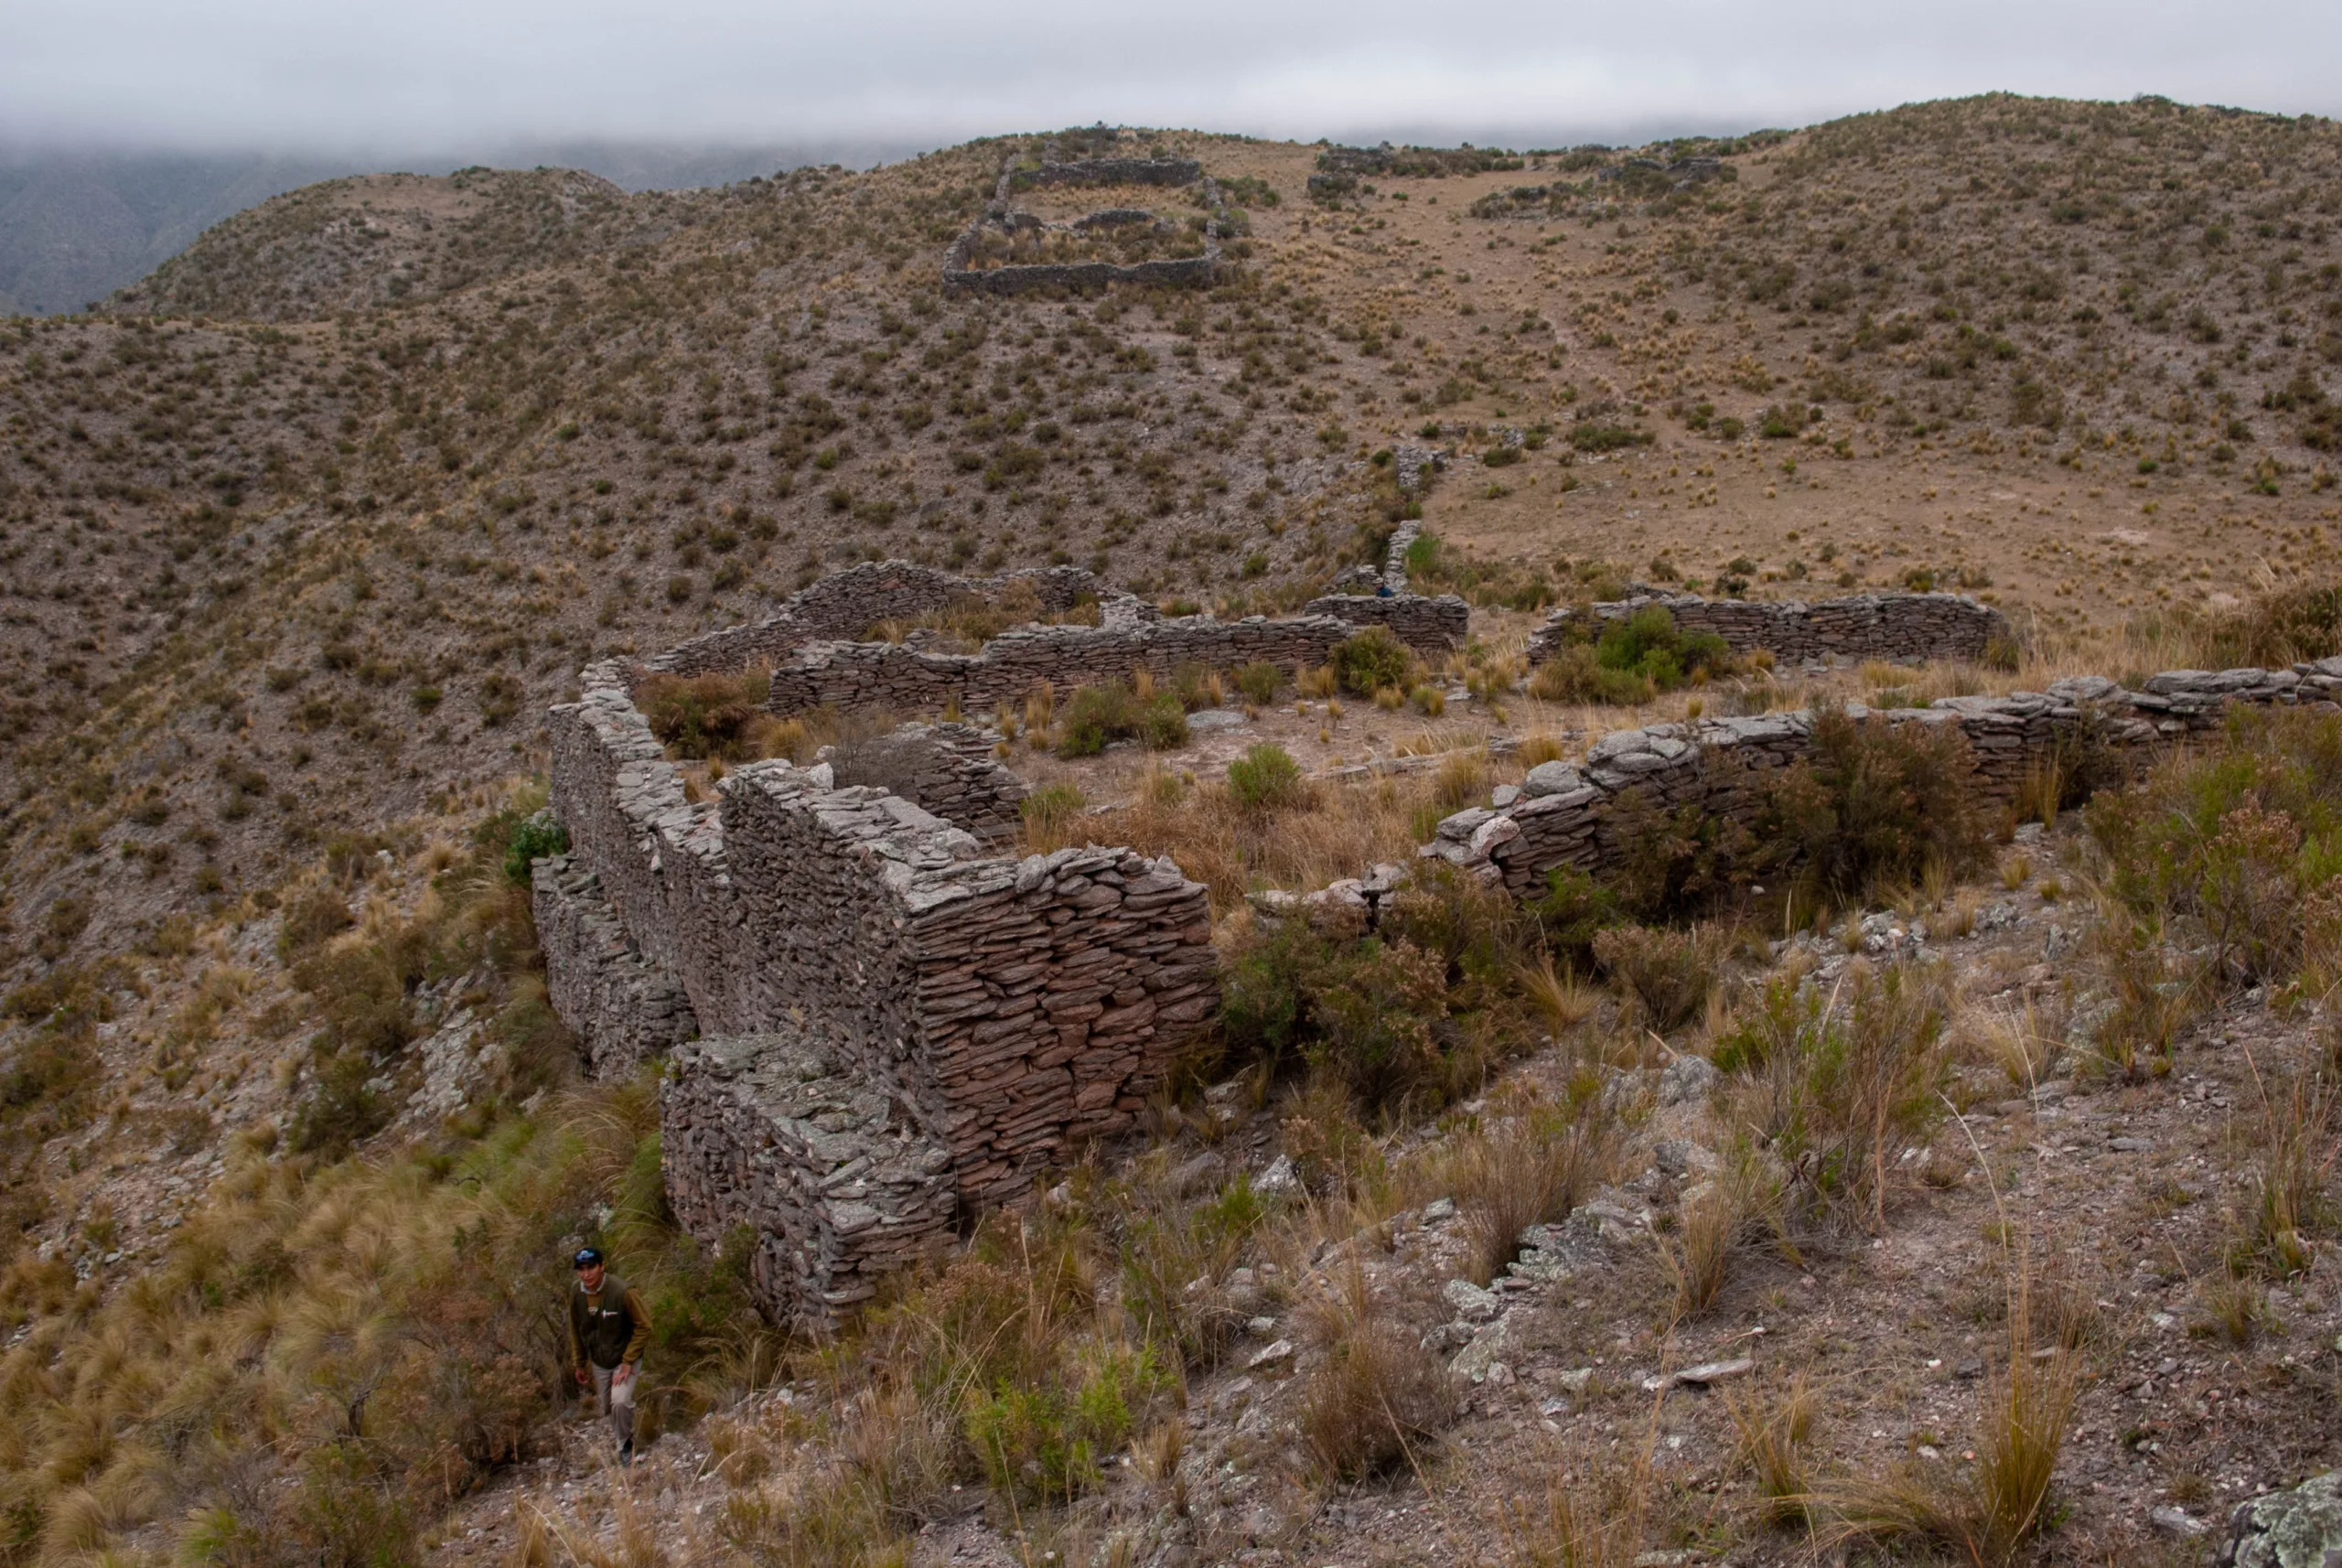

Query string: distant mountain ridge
[0,139,905,317]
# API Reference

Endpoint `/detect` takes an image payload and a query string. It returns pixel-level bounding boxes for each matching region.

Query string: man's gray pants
[588,1360,638,1448]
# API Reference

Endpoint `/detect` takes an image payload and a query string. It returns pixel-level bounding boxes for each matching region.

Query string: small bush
[639,670,782,760]
[1219,865,1531,1115]
[503,812,568,885]
[1296,1271,1454,1480]
[1234,660,1281,704]
[1529,866,1626,971]
[1331,626,1415,695]
[2088,709,2342,991]
[1057,682,1188,757]
[1757,705,1991,906]
[1227,744,1305,811]
[1595,606,1735,689]
[1530,643,1653,704]
[1592,923,1728,1032]
[1721,962,1950,1231]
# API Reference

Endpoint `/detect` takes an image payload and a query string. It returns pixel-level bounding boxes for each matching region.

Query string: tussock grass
[1294,1264,1453,1481]
[1725,1374,1818,1526]
[1448,1095,1614,1286]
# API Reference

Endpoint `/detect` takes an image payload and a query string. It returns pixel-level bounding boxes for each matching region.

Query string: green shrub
[1234,660,1281,704]
[1530,865,1627,971]
[1228,744,1305,811]
[1218,866,1530,1116]
[1330,626,1414,695]
[1529,643,1655,704]
[965,1340,1171,1505]
[1755,705,1989,905]
[1056,682,1188,757]
[1591,923,1727,1032]
[2087,707,2342,988]
[1720,962,1950,1230]
[1595,607,1735,688]
[1529,607,1734,704]
[503,811,568,885]
[1606,788,1756,922]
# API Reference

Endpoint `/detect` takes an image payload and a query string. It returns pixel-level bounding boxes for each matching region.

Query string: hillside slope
[0,96,2337,1568]
[104,166,693,321]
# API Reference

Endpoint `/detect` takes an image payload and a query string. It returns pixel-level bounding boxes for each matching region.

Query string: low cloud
[5,0,2337,156]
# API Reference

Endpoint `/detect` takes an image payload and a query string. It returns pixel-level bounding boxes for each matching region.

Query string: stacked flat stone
[1421,657,2342,897]
[719,762,1216,1204]
[827,722,1028,844]
[661,1032,959,1329]
[532,854,697,1078]
[641,562,1112,682]
[1304,591,1467,652]
[765,612,1368,717]
[1525,591,2011,666]
[540,654,1219,1324]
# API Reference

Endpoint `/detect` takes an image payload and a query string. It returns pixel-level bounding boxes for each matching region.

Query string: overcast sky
[5,0,2339,159]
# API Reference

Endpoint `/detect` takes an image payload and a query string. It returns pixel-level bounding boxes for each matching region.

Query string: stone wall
[661,1031,959,1329]
[762,609,1413,716]
[1423,660,2342,897]
[532,855,698,1079]
[943,150,1225,296]
[826,722,1028,844]
[1016,156,1202,188]
[542,651,1219,1324]
[1526,592,2011,667]
[1305,589,1468,651]
[640,563,1112,682]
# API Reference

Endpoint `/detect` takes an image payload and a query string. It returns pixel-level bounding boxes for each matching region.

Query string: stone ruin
[1423,660,2342,896]
[607,558,1467,721]
[1527,590,2012,669]
[943,137,1228,296]
[535,639,1220,1326]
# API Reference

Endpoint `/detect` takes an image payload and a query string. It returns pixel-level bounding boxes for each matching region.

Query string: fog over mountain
[0,138,910,316]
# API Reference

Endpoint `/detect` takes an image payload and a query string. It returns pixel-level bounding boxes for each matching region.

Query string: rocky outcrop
[2218,1472,2342,1568]
[1526,591,2011,667]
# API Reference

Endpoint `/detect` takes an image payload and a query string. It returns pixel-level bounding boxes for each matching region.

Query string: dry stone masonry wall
[615,559,1464,721]
[640,563,1111,683]
[823,722,1029,845]
[763,598,1464,716]
[540,639,1219,1326]
[661,1031,960,1326]
[1526,591,2011,667]
[1424,659,2342,897]
[944,146,1224,296]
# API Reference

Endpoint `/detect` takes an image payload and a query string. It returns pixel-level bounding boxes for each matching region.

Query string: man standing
[567,1247,651,1464]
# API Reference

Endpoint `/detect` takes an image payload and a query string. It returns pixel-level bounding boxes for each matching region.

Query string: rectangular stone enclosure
[536,653,1218,1329]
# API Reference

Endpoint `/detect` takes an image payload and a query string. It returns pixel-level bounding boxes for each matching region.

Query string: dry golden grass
[1819,1255,2079,1568]
[1294,1264,1454,1482]
[1446,1097,1614,1286]
[1724,1373,1818,1527]
[1039,769,1439,915]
